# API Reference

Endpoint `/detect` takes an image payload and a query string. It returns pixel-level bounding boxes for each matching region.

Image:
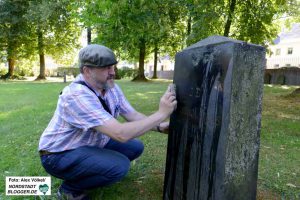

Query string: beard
[105,76,115,89]
[92,74,115,90]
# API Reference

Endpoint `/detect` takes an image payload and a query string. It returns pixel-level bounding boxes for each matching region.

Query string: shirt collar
[76,74,102,97]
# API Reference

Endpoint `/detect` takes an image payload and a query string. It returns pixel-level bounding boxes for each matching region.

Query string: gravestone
[163,36,265,200]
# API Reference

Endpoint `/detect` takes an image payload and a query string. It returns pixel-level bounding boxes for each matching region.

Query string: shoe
[57,187,90,200]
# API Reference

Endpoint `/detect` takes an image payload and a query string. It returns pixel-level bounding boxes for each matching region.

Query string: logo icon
[39,184,49,195]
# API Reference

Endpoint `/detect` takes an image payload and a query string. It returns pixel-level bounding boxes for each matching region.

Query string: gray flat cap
[79,44,118,68]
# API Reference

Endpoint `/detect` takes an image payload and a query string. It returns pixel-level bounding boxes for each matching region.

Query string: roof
[274,23,300,44]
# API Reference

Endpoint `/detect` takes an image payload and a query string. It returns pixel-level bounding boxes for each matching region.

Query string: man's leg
[40,146,130,196]
[104,138,144,161]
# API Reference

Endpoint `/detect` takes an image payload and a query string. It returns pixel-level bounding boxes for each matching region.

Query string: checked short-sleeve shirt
[38,74,135,152]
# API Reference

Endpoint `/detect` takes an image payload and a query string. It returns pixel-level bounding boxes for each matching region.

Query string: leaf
[286,183,297,188]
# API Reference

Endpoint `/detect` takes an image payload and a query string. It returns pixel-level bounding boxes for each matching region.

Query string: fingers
[164,85,176,99]
[165,84,176,95]
[171,100,177,108]
[168,83,176,93]
[168,95,176,102]
[158,84,177,116]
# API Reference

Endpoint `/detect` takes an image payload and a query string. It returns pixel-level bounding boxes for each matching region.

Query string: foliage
[57,67,80,77]
[14,57,37,76]
[0,0,33,77]
[0,0,298,80]
[79,0,184,80]
[183,0,299,46]
[117,67,138,79]
[0,0,32,58]
[0,68,8,76]
[24,0,82,79]
[0,81,299,199]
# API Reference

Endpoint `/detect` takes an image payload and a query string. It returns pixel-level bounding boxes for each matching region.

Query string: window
[287,47,293,55]
[286,64,291,67]
[275,49,281,55]
[274,64,279,68]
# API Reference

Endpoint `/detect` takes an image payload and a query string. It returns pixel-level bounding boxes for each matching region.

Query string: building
[145,55,174,79]
[266,23,300,68]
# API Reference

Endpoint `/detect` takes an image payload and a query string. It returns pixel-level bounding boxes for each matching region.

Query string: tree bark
[8,58,15,77]
[223,0,237,37]
[36,27,46,80]
[132,38,147,81]
[186,15,192,46]
[87,27,92,44]
[187,15,192,36]
[1,58,15,79]
[2,31,17,79]
[36,53,46,80]
[152,44,158,79]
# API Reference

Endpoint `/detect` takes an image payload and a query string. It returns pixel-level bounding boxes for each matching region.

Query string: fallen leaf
[286,183,297,188]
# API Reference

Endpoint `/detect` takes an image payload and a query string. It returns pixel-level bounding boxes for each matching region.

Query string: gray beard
[97,79,114,90]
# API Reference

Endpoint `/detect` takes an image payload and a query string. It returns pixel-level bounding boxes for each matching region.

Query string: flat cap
[79,44,118,68]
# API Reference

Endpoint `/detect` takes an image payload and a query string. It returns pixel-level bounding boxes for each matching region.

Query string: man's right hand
[158,84,177,117]
[95,84,177,143]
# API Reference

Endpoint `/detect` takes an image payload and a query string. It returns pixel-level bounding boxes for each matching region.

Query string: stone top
[185,35,261,50]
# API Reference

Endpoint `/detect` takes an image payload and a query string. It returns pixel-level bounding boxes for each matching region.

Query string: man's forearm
[123,111,162,132]
[95,111,167,142]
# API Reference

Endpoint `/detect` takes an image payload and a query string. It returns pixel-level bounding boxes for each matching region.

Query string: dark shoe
[57,187,90,200]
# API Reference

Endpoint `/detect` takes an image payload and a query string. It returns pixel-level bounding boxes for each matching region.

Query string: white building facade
[266,23,300,69]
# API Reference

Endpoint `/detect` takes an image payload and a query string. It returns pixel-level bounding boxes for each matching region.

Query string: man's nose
[109,66,115,75]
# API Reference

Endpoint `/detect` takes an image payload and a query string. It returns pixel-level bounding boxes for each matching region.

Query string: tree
[79,0,185,81]
[0,0,32,79]
[186,0,298,46]
[25,0,81,80]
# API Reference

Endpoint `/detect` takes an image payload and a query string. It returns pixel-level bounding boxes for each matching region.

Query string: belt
[39,150,53,156]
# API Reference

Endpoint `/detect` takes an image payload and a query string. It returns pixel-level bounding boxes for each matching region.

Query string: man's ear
[82,66,91,75]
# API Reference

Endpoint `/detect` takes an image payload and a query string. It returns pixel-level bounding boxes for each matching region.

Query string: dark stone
[163,36,265,200]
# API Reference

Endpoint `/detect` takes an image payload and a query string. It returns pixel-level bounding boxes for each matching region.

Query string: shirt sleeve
[60,87,113,130]
[114,84,135,115]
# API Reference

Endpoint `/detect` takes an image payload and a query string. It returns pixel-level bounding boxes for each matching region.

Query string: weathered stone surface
[163,36,265,200]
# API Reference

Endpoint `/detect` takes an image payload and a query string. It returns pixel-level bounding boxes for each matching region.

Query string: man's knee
[131,139,144,160]
[107,156,130,181]
[135,140,144,156]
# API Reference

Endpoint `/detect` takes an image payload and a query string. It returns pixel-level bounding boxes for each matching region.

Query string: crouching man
[38,44,177,200]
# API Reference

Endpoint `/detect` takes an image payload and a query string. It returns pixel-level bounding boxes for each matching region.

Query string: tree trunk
[132,38,147,81]
[87,27,92,44]
[8,58,15,77]
[223,0,237,37]
[114,65,121,79]
[1,58,15,79]
[187,15,192,36]
[1,34,16,79]
[36,27,46,80]
[36,54,46,80]
[152,44,158,79]
[186,14,192,46]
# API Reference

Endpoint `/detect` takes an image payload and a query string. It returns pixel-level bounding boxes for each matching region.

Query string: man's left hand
[158,121,169,134]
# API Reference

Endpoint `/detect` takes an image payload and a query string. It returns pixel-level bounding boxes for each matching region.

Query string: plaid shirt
[38,74,135,152]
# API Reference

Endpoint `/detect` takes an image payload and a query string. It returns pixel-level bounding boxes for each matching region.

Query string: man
[38,44,177,200]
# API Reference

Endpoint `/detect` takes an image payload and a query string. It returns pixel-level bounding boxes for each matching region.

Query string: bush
[0,68,7,76]
[57,67,80,77]
[117,67,138,79]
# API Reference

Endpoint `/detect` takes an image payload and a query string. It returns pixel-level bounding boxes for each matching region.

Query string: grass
[0,80,299,200]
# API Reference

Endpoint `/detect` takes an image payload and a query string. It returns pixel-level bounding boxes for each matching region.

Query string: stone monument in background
[163,36,266,200]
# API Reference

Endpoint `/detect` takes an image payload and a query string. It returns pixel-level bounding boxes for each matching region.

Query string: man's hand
[158,121,169,134]
[158,84,177,117]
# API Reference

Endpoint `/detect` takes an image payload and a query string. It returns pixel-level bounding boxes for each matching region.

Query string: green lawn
[0,80,299,200]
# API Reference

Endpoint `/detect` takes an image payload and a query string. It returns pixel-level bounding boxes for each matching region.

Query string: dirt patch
[257,189,281,200]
